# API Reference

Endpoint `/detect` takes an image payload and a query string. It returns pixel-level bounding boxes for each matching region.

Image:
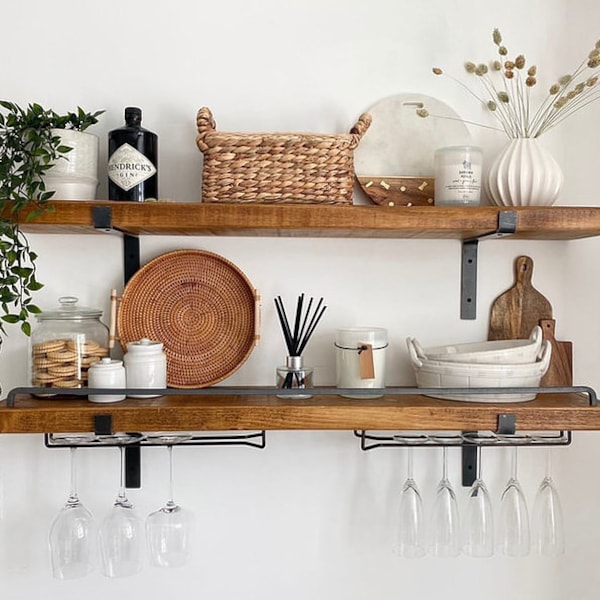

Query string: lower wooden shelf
[1,386,599,434]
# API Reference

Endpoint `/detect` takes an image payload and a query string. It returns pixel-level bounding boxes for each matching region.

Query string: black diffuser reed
[274,294,326,391]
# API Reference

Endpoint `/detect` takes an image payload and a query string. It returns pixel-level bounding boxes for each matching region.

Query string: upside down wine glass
[98,445,144,577]
[499,447,530,556]
[531,448,565,555]
[394,447,426,558]
[430,446,461,557]
[462,446,494,557]
[146,436,195,567]
[48,447,95,579]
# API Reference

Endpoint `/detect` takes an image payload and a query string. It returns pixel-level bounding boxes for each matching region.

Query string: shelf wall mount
[461,210,517,320]
[92,205,140,285]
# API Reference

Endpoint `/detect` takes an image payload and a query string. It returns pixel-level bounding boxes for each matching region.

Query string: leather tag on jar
[358,343,375,379]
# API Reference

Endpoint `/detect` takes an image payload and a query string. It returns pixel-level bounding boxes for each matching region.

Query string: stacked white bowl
[406,326,551,403]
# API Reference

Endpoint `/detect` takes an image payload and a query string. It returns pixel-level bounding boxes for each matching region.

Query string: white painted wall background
[1,0,599,598]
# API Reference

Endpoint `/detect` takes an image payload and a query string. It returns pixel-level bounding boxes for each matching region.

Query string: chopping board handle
[515,255,534,287]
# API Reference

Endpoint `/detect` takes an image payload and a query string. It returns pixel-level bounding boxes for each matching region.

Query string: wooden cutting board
[488,255,553,340]
[539,318,573,386]
[353,93,471,206]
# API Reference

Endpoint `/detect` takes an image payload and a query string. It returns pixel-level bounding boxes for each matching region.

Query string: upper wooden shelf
[15,200,600,241]
[1,389,598,434]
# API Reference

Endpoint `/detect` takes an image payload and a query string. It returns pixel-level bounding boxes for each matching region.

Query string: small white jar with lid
[123,338,167,398]
[87,358,126,403]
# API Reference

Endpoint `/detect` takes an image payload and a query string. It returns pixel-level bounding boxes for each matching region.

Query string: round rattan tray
[118,249,259,388]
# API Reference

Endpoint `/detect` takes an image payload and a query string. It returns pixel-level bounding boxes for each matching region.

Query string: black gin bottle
[108,107,158,201]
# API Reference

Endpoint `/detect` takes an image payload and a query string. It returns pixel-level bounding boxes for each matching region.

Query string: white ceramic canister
[335,328,388,399]
[87,358,126,403]
[123,338,167,398]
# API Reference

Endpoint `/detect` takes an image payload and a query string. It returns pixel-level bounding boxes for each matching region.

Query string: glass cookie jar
[31,296,110,393]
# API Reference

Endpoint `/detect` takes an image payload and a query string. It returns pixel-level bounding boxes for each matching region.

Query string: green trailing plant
[0,101,103,341]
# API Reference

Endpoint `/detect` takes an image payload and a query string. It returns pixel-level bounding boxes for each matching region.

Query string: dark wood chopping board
[539,318,573,386]
[488,255,553,340]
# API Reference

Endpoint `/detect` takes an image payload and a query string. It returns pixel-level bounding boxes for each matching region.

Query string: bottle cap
[124,107,142,124]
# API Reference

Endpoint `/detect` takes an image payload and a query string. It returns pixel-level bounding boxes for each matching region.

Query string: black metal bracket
[461,413,517,486]
[91,205,141,285]
[460,210,518,319]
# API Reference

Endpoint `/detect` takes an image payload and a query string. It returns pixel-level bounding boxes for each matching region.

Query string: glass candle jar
[434,146,483,206]
[335,327,388,399]
[124,338,167,398]
[31,296,110,394]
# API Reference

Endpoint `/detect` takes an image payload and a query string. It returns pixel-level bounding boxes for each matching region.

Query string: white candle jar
[124,338,167,398]
[335,328,388,399]
[434,145,483,206]
[87,358,126,403]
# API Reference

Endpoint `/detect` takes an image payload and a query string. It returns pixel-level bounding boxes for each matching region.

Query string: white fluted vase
[485,138,563,207]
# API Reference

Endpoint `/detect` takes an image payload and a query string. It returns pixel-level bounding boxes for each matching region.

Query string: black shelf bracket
[461,210,518,320]
[91,204,140,285]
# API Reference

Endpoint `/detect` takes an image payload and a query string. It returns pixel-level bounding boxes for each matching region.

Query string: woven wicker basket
[117,249,260,389]
[196,107,371,205]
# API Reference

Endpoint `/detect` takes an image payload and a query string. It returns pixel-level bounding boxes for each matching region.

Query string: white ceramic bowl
[406,337,552,403]
[413,326,543,365]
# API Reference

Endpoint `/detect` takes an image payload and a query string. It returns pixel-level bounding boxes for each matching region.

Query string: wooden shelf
[15,200,600,240]
[1,389,599,434]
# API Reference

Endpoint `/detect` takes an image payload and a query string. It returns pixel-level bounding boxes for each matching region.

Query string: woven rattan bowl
[118,249,259,388]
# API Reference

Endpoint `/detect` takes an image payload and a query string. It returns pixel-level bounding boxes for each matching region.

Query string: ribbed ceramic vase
[485,138,563,207]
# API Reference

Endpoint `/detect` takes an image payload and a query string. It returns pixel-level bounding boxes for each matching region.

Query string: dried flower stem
[420,29,600,139]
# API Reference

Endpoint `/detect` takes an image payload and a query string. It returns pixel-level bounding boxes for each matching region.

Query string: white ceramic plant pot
[44,129,99,200]
[485,138,563,207]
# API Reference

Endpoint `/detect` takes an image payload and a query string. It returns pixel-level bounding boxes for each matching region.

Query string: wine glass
[146,435,194,568]
[98,445,144,577]
[429,446,461,557]
[462,446,494,557]
[498,447,530,556]
[531,448,565,555]
[394,447,426,558]
[48,447,95,579]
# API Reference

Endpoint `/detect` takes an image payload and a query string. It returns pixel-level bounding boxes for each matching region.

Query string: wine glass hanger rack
[5,384,597,489]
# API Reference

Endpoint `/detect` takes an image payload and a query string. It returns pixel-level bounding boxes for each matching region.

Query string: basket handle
[196,106,217,152]
[348,112,372,149]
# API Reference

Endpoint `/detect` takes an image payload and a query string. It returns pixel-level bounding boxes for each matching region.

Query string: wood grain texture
[539,318,573,387]
[0,390,598,434]
[8,201,600,240]
[356,176,435,207]
[489,256,554,340]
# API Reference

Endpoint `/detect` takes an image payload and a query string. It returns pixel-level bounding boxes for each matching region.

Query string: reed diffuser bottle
[274,294,326,400]
[276,356,314,399]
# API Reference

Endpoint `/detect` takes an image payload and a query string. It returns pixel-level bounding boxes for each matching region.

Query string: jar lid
[89,357,122,369]
[126,337,163,351]
[336,327,388,348]
[37,296,103,320]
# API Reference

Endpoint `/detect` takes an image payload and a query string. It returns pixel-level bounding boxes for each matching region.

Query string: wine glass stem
[68,446,78,504]
[406,447,414,480]
[167,445,175,505]
[442,446,448,480]
[117,445,126,502]
[511,446,518,481]
[545,447,552,479]
[476,446,482,480]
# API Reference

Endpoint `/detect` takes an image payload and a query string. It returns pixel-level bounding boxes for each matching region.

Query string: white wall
[1,0,599,598]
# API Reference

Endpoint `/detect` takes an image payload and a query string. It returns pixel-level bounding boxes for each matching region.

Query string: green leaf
[1,315,20,324]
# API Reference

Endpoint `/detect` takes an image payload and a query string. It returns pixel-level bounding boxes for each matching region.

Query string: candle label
[358,343,375,379]
[434,146,482,206]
